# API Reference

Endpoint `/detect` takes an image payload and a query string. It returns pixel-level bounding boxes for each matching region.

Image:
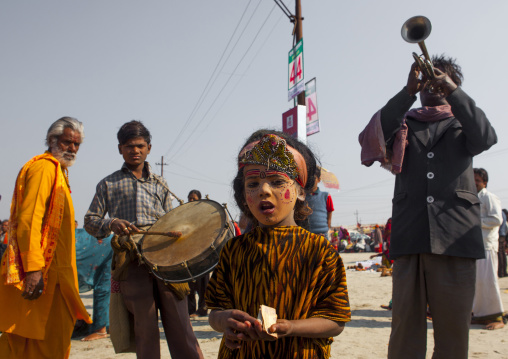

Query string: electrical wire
[165,2,290,160]
[166,0,265,155]
[273,0,292,19]
[163,0,255,159]
[171,161,226,184]
[165,3,279,163]
[164,170,230,186]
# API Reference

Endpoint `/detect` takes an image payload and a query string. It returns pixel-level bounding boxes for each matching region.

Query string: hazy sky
[1,0,507,227]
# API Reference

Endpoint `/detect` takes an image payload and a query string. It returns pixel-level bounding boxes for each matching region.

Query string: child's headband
[238,134,307,187]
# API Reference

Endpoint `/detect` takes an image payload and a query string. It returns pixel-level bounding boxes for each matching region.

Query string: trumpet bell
[401,16,432,44]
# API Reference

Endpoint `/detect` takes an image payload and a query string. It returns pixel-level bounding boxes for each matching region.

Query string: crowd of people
[0,52,505,359]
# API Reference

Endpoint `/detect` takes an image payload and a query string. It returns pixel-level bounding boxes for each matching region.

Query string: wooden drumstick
[141,230,182,238]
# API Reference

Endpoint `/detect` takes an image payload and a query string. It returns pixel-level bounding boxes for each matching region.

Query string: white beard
[50,146,76,167]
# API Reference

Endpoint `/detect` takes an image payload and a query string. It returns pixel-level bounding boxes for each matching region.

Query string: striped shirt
[84,162,172,239]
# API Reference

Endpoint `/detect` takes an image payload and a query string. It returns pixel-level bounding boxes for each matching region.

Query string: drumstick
[141,230,182,238]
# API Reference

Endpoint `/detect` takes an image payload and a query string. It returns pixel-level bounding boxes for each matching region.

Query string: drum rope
[125,233,145,265]
[153,175,185,205]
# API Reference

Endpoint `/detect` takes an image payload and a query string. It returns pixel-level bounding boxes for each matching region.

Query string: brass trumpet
[401,16,436,88]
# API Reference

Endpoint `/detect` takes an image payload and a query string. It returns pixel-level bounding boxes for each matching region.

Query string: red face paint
[243,164,298,227]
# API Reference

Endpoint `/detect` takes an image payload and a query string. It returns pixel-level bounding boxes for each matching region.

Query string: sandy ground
[70,252,508,358]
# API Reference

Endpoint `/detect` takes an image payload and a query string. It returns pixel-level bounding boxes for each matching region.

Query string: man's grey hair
[46,116,84,147]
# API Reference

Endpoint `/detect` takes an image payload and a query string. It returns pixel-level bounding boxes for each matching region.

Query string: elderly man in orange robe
[0,117,92,359]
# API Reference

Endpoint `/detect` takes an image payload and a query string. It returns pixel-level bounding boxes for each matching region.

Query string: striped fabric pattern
[205,226,351,359]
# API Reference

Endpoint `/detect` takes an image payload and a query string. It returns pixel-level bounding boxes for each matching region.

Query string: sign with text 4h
[305,78,320,136]
[287,39,304,101]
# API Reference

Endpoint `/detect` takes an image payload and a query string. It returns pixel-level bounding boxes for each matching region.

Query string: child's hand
[268,319,294,338]
[213,309,259,349]
[253,319,293,340]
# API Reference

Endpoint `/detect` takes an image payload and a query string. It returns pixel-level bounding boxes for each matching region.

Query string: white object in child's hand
[257,305,278,338]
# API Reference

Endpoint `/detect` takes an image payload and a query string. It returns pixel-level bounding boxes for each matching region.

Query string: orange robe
[0,155,91,358]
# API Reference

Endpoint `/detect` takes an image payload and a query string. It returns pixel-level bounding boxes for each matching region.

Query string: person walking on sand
[471,168,504,330]
[0,117,91,358]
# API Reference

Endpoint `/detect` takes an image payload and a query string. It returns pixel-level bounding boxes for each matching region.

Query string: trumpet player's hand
[110,219,140,236]
[429,68,458,97]
[406,62,424,97]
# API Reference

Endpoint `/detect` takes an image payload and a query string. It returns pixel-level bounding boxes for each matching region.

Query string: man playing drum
[84,120,203,359]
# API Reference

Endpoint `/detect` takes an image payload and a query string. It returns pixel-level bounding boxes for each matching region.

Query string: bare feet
[81,330,109,341]
[486,321,504,330]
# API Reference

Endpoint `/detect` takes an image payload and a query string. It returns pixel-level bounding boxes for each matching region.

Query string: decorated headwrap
[238,134,308,187]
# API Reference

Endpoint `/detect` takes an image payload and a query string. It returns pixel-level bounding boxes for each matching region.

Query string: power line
[165,3,279,163]
[165,3,290,161]
[166,0,265,158]
[476,146,508,158]
[273,0,293,19]
[163,0,255,159]
[171,161,227,184]
[164,170,229,187]
[329,178,393,195]
[157,11,287,190]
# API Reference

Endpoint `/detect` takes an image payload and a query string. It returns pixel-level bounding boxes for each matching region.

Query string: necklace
[63,167,71,193]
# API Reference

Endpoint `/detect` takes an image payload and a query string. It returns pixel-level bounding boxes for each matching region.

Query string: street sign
[288,39,304,101]
[282,105,307,144]
[305,78,320,136]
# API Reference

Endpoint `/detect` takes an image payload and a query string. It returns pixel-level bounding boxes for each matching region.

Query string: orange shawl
[1,152,67,291]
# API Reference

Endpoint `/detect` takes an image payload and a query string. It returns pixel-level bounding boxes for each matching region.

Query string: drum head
[141,200,226,269]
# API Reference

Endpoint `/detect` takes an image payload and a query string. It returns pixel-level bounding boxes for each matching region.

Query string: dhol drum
[140,199,235,283]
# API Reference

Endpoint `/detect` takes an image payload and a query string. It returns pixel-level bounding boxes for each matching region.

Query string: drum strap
[111,230,190,299]
[152,175,185,206]
[110,234,139,281]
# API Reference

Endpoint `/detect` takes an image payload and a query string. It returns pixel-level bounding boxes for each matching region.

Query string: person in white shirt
[472,168,504,330]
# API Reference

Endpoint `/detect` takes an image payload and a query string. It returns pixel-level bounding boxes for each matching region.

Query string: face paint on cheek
[245,189,255,204]
[279,184,295,204]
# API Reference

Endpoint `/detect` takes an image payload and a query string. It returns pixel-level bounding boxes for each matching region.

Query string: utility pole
[295,0,305,106]
[275,0,305,106]
[155,156,168,177]
[354,210,359,225]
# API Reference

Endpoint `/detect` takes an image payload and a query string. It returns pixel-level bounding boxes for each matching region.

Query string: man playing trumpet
[359,56,497,358]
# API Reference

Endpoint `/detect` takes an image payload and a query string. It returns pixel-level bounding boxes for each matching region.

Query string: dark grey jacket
[380,87,497,259]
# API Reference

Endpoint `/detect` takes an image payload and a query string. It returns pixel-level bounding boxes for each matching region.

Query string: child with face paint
[205,130,351,358]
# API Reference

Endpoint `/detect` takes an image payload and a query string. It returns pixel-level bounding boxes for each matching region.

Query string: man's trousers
[388,254,476,359]
[120,262,203,359]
